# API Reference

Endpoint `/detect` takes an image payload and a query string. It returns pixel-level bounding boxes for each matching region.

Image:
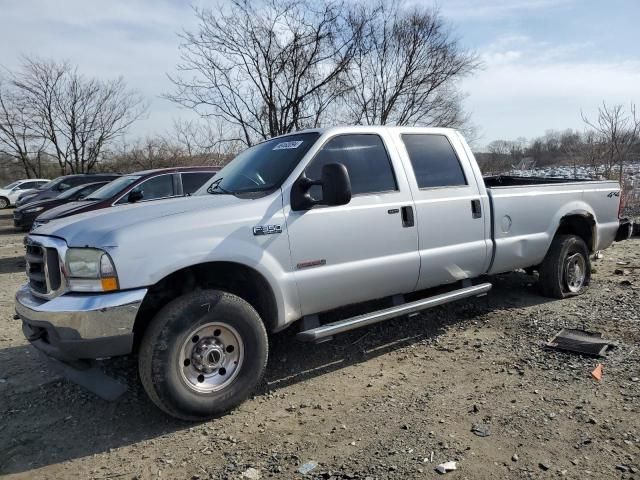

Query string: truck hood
[31,194,261,247]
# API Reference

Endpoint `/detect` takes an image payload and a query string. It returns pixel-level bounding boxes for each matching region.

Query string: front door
[285,133,420,316]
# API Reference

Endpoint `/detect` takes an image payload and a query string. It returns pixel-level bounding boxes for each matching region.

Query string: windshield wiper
[207,177,233,195]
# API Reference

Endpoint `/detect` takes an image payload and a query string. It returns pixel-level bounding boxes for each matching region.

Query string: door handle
[471,199,482,219]
[401,206,414,227]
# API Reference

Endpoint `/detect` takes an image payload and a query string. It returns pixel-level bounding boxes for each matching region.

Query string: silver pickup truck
[15,126,632,420]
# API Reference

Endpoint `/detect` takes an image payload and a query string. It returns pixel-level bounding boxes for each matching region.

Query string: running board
[296,282,492,342]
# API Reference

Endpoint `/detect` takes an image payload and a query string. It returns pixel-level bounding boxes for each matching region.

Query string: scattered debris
[591,364,603,381]
[511,453,519,462]
[594,251,604,259]
[241,467,261,480]
[545,328,614,356]
[614,268,630,275]
[471,423,491,437]
[539,462,551,471]
[620,280,632,286]
[435,461,457,474]
[297,461,318,475]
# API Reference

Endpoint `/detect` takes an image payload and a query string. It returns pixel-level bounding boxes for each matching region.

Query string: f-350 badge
[253,224,282,236]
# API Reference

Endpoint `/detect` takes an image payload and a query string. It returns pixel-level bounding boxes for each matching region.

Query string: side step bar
[296,282,492,342]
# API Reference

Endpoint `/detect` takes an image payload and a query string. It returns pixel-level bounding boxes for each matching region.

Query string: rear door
[284,131,420,316]
[396,131,490,290]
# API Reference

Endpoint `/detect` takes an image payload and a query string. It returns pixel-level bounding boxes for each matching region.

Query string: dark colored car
[15,173,121,207]
[13,181,110,231]
[32,166,220,229]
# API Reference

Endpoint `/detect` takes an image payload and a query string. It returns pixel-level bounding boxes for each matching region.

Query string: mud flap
[37,351,127,401]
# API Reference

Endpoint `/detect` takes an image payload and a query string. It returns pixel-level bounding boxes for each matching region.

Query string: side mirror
[127,188,144,203]
[291,162,352,211]
[57,183,71,191]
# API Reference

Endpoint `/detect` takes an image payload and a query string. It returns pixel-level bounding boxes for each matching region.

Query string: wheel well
[556,214,595,252]
[133,262,278,347]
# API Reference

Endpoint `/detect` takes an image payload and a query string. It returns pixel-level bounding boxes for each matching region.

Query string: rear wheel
[139,289,268,421]
[538,234,591,298]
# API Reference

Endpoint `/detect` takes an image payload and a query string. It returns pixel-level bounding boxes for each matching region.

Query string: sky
[0,0,639,149]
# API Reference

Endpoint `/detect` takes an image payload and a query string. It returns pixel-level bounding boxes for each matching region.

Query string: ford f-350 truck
[15,127,632,420]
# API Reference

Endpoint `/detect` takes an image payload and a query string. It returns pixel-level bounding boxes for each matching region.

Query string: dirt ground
[0,210,638,480]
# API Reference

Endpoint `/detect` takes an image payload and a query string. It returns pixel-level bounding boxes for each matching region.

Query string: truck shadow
[0,255,26,274]
[0,272,552,475]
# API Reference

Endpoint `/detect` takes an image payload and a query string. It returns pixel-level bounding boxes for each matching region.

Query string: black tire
[139,289,268,421]
[0,197,8,209]
[538,234,591,298]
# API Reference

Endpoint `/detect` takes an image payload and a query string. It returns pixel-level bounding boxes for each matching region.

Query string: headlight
[65,248,119,292]
[23,206,44,214]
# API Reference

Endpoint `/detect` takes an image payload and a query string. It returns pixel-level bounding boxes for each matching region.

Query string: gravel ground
[0,211,638,480]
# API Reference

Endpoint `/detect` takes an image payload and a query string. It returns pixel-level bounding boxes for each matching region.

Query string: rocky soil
[0,211,638,479]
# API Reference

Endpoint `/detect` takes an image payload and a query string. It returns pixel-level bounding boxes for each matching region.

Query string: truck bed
[484,177,621,275]
[484,175,594,188]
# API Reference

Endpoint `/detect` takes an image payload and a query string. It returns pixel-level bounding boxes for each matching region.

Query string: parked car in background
[15,173,120,207]
[32,166,219,229]
[0,179,50,208]
[13,181,111,231]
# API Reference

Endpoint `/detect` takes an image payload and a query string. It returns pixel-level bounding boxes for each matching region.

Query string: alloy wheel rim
[179,322,244,393]
[564,252,586,293]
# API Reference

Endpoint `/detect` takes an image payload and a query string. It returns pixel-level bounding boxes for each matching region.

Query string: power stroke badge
[253,224,282,236]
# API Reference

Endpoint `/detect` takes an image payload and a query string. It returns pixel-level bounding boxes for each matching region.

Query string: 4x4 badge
[253,224,282,236]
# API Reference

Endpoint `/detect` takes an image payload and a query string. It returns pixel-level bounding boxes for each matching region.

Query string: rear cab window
[401,134,467,188]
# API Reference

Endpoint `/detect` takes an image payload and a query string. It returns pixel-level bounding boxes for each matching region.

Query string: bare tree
[344,0,478,129]
[10,58,146,174]
[0,76,47,177]
[166,0,364,146]
[582,102,640,181]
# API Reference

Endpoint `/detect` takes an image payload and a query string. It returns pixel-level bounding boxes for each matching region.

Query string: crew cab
[15,127,632,420]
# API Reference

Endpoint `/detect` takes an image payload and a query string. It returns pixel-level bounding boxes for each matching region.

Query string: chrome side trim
[15,284,147,340]
[296,283,492,342]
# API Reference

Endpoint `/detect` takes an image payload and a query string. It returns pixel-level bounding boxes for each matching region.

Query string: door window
[402,134,467,188]
[306,134,397,198]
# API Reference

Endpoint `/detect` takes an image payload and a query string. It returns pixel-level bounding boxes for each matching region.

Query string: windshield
[3,181,20,189]
[195,132,320,196]
[84,175,140,200]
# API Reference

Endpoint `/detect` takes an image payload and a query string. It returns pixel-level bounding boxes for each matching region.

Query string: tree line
[0,0,477,179]
[1,0,638,186]
[477,102,640,181]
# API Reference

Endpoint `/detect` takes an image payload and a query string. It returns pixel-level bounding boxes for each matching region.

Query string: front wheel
[538,234,591,298]
[0,197,8,209]
[139,290,268,421]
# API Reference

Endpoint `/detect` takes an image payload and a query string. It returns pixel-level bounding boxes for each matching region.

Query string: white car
[0,179,50,208]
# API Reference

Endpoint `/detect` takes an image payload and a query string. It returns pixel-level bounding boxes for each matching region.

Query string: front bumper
[15,284,147,362]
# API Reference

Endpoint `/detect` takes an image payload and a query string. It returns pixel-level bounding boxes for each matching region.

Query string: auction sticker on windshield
[273,140,304,150]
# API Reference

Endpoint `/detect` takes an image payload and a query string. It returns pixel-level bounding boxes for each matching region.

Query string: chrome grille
[26,244,47,294]
[25,239,63,298]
